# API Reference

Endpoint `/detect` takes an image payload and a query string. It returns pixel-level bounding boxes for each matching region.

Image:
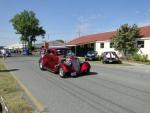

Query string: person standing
[1,49,6,60]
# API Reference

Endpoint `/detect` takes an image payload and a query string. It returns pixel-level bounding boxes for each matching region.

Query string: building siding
[95,38,150,60]
[95,41,120,56]
[138,38,150,59]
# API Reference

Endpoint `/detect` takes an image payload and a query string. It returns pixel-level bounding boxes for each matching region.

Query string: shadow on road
[0,69,19,72]
[75,72,98,78]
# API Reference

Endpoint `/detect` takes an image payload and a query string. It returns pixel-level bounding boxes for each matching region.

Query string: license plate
[109,60,112,62]
[71,72,76,76]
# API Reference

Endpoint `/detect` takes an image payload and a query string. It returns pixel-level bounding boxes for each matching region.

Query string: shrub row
[132,53,149,62]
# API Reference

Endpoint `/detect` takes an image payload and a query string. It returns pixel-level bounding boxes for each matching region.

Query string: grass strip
[0,59,33,113]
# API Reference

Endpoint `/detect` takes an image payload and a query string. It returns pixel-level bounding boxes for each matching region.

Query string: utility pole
[77,30,81,38]
[75,29,82,56]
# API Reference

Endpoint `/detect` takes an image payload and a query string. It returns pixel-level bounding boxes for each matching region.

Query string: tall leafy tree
[20,35,28,48]
[112,24,141,58]
[10,10,45,50]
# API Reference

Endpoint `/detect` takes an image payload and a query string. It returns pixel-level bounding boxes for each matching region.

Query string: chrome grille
[72,59,80,72]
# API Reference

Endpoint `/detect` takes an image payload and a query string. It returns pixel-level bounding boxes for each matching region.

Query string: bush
[141,55,149,62]
[132,54,141,61]
[97,55,102,61]
[132,53,149,62]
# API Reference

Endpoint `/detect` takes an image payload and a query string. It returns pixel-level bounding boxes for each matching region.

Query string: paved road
[5,56,150,113]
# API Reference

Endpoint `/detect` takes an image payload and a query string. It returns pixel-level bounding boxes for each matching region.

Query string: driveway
[5,56,150,113]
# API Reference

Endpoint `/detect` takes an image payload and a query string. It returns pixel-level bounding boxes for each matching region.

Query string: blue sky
[0,0,150,46]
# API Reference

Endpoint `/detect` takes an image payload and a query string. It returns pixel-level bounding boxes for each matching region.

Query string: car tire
[85,68,90,74]
[59,68,66,78]
[39,61,45,70]
[102,61,105,64]
[118,60,122,64]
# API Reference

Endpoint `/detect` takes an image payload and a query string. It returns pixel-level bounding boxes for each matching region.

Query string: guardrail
[0,96,10,113]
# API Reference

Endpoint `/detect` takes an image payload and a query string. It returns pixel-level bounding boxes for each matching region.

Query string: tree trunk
[28,38,33,51]
[25,41,27,48]
[121,50,127,60]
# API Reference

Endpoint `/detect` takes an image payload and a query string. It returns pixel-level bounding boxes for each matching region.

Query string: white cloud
[135,10,140,14]
[144,9,150,16]
[76,14,102,35]
[138,20,150,27]
[78,14,101,23]
[77,23,91,34]
[135,9,150,16]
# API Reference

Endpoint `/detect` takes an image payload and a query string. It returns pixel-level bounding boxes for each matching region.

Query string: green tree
[10,10,45,50]
[20,35,28,48]
[112,24,141,58]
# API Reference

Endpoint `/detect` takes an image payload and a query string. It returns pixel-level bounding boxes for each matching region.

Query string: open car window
[104,52,118,58]
[105,52,111,58]
[56,49,67,55]
[111,52,117,58]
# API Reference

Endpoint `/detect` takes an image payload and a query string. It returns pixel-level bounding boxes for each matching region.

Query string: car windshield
[56,49,67,55]
[87,51,97,54]
[56,49,75,56]
[67,50,75,56]
[104,52,118,58]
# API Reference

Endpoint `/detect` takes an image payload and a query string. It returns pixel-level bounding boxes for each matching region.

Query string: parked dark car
[85,51,98,61]
[102,51,121,64]
[6,50,11,57]
[39,47,91,78]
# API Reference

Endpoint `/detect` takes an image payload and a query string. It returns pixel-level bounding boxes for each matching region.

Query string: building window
[110,42,114,48]
[137,40,144,48]
[100,42,104,48]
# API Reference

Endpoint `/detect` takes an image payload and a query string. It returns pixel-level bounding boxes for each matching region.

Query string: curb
[12,73,46,113]
[2,60,46,113]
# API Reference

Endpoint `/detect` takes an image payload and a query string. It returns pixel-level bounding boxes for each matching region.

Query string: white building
[5,43,23,49]
[67,26,150,60]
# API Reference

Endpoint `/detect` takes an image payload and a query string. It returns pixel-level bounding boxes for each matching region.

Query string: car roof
[103,51,116,53]
[47,47,68,51]
[87,51,97,52]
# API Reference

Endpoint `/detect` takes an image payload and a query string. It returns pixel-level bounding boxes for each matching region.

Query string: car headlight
[65,58,72,66]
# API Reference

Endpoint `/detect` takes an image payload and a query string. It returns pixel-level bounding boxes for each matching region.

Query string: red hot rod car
[39,47,91,78]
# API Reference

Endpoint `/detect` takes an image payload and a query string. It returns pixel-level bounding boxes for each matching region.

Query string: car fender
[39,57,48,66]
[59,64,70,73]
[80,62,90,73]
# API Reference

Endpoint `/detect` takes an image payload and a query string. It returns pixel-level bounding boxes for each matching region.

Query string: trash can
[22,48,29,55]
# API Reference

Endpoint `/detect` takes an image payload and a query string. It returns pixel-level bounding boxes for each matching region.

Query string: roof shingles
[68,26,150,45]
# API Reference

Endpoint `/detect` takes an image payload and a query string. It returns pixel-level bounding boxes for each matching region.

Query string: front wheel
[85,68,90,74]
[39,61,45,70]
[102,60,105,64]
[59,68,66,78]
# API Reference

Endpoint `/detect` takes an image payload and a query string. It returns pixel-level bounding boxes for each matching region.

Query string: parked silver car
[102,51,121,64]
